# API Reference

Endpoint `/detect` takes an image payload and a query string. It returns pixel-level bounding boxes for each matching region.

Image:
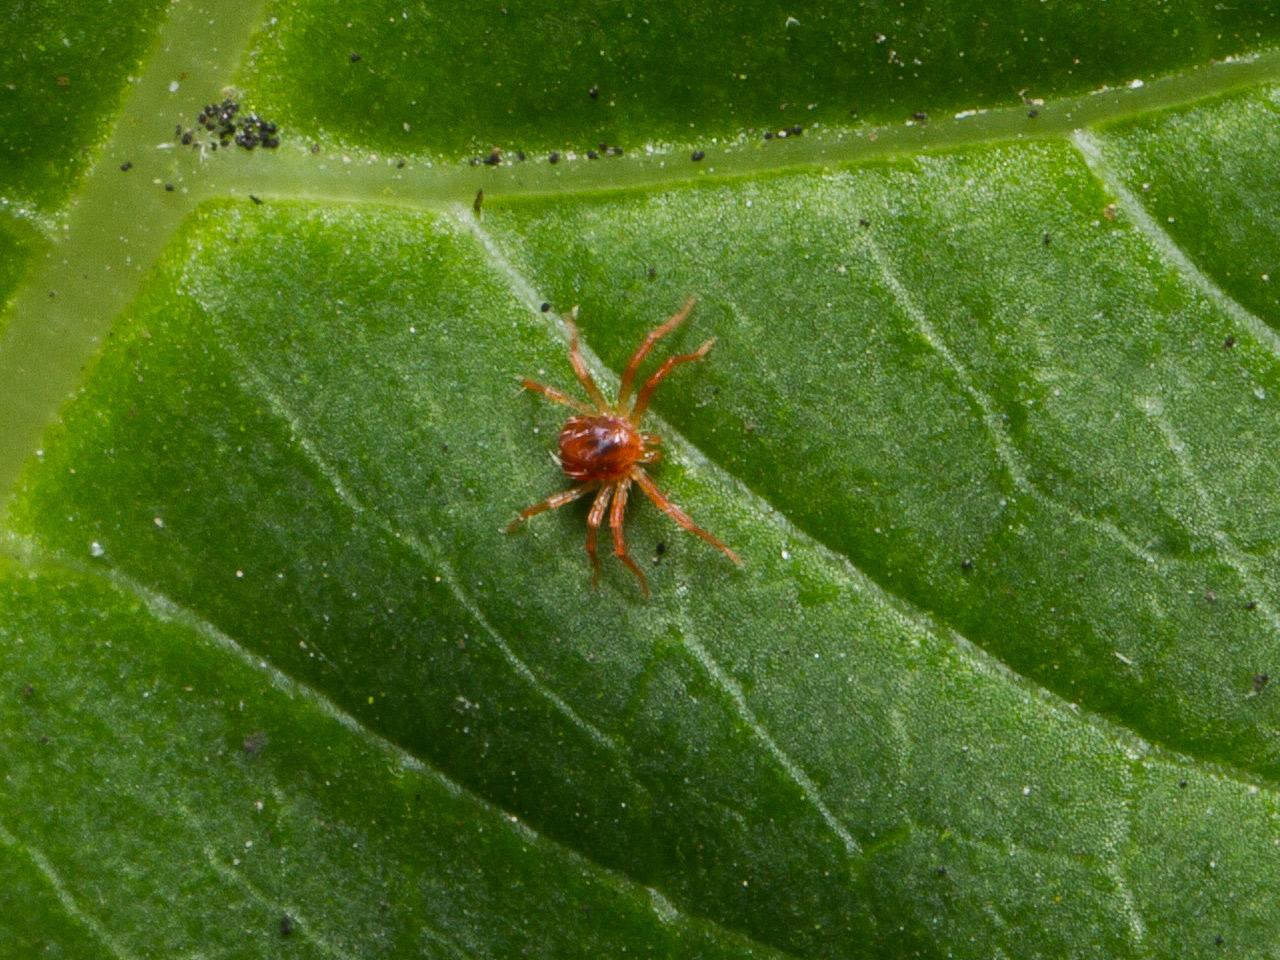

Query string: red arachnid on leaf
[507,297,742,596]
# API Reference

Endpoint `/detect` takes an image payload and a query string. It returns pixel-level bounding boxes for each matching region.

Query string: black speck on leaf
[691,149,705,161]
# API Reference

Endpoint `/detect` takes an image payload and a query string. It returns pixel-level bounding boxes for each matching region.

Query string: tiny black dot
[164,183,175,192]
[789,124,803,136]
[249,194,262,205]
[911,111,928,122]
[1245,599,1258,611]
[280,915,296,936]
[691,149,705,161]
[1028,108,1040,119]
[1178,778,1188,788]
[586,149,599,160]
[763,130,774,140]
[858,218,870,227]
[540,302,551,313]
[588,84,599,99]
[548,152,560,164]
[350,52,362,62]
[1043,232,1052,246]
[119,161,132,171]
[960,558,974,573]
[1223,335,1236,349]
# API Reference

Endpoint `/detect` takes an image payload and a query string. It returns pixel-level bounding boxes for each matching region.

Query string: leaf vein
[0,532,800,960]
[456,206,863,860]
[857,231,1166,569]
[460,204,1280,812]
[1071,128,1280,357]
[0,818,140,960]
[1142,404,1280,634]
[222,342,627,763]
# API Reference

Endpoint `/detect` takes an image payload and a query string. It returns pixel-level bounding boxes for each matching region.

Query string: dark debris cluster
[470,142,628,168]
[761,124,804,141]
[176,98,281,152]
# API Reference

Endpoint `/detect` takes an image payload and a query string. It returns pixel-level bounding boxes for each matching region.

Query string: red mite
[508,297,742,596]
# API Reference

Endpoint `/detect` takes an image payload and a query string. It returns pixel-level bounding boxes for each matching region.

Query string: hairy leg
[632,468,741,565]
[609,477,649,597]
[585,483,614,586]
[618,296,697,408]
[563,312,610,410]
[630,339,716,421]
[505,484,593,533]
[520,378,593,414]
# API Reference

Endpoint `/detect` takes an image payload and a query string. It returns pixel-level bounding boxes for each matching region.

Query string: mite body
[508,298,740,596]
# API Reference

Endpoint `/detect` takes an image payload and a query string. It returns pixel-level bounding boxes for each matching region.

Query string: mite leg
[563,312,610,410]
[632,468,741,566]
[630,339,716,421]
[618,296,697,408]
[505,484,593,533]
[585,483,614,586]
[519,379,593,414]
[609,477,650,598]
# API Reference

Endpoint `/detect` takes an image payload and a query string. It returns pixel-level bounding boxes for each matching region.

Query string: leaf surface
[3,2,1280,958]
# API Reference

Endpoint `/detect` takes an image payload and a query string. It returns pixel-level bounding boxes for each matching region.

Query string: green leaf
[3,2,1280,957]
